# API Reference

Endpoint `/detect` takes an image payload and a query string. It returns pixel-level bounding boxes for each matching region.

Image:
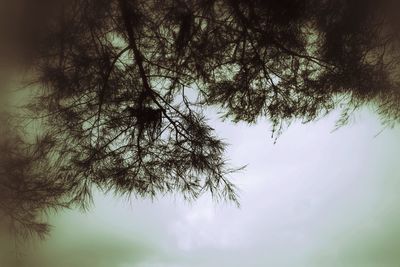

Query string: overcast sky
[23,107,400,267]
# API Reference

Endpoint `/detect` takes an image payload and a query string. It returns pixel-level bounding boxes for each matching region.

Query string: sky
[20,107,400,267]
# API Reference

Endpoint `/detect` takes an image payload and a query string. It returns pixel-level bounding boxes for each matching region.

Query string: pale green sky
[22,107,400,267]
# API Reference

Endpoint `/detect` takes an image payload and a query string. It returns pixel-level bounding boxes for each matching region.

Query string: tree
[3,0,400,239]
[0,114,71,249]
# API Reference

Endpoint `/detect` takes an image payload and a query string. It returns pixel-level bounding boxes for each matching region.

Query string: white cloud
[30,108,400,267]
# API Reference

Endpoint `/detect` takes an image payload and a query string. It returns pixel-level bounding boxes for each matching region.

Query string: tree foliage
[0,115,71,242]
[2,0,400,239]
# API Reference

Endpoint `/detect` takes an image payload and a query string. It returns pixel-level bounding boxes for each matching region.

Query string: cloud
[19,108,400,267]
